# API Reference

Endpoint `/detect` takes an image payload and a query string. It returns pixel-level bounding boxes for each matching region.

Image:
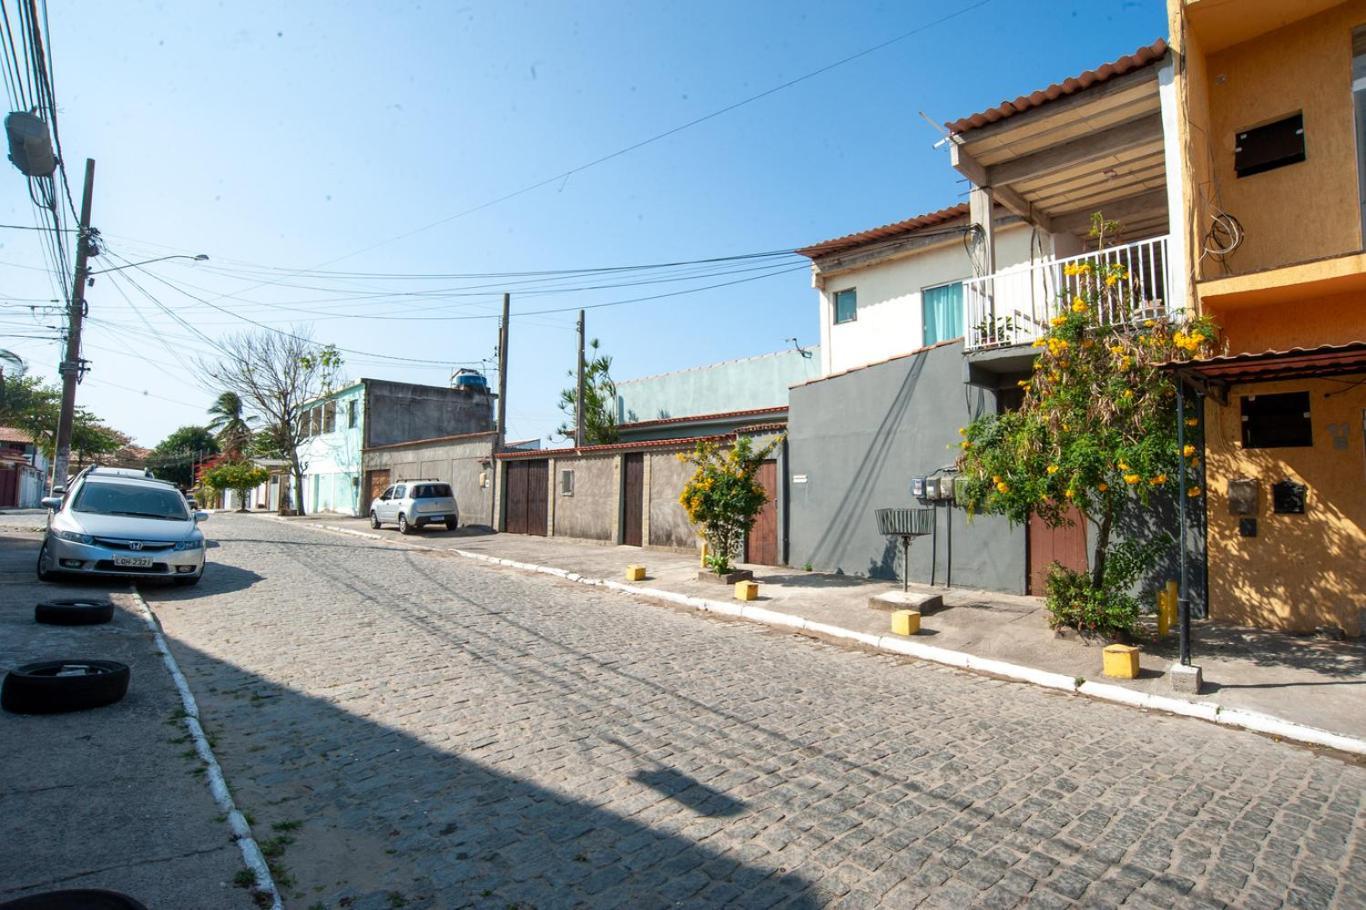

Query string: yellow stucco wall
[1212,292,1366,352]
[1183,0,1366,279]
[1204,378,1366,635]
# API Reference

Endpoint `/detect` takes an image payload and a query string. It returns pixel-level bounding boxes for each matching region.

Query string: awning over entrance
[1162,342,1366,391]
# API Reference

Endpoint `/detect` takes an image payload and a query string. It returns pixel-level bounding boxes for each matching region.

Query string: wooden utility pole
[496,292,509,447]
[575,309,586,448]
[51,158,95,490]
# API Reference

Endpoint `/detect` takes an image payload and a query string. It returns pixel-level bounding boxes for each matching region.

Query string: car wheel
[34,599,115,626]
[370,510,381,529]
[1,660,131,714]
[397,513,411,535]
[0,889,149,910]
[445,518,458,531]
[35,542,58,583]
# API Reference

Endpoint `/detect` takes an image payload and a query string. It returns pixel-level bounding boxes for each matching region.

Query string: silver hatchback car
[38,466,209,586]
[369,480,458,534]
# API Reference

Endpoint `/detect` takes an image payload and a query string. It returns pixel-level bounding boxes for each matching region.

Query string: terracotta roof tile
[796,203,970,260]
[618,405,787,430]
[946,39,1167,135]
[0,426,32,444]
[1162,342,1366,384]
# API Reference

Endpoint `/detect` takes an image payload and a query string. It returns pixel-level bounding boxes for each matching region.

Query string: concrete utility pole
[575,309,586,449]
[496,292,509,448]
[51,157,95,490]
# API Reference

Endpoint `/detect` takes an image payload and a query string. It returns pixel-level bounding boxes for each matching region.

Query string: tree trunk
[1091,503,1114,590]
[293,468,306,516]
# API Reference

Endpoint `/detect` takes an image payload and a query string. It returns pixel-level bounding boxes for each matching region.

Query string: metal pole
[1177,382,1191,666]
[575,309,586,449]
[496,292,509,448]
[51,158,95,491]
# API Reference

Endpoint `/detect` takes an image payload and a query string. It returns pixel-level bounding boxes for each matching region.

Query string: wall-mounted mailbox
[1272,479,1307,514]
[1227,477,1259,516]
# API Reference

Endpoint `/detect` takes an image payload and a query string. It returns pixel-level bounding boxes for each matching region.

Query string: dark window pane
[1241,391,1312,448]
[834,288,857,324]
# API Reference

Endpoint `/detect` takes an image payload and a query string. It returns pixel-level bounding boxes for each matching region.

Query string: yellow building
[1168,0,1366,635]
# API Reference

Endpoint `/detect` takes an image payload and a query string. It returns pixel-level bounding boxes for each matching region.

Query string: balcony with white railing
[963,234,1182,353]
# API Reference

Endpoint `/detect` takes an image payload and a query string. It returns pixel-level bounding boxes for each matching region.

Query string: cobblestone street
[145,515,1366,909]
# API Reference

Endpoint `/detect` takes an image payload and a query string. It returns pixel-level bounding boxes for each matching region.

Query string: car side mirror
[193,511,209,523]
[40,496,62,510]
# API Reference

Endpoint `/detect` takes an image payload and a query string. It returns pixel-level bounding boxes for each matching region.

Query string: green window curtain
[922,282,964,346]
[834,288,857,324]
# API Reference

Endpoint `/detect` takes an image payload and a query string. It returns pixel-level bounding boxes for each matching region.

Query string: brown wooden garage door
[744,459,779,566]
[364,469,390,512]
[622,453,644,547]
[1027,507,1089,595]
[504,459,548,536]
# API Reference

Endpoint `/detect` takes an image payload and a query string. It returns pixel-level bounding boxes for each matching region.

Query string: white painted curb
[128,588,282,909]
[270,516,1366,758]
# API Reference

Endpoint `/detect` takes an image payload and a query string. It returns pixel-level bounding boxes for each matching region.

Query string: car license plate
[427,514,446,521]
[114,556,153,568]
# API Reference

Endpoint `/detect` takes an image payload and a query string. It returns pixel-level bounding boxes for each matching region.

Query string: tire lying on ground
[1,660,130,714]
[33,598,115,626]
[0,890,149,910]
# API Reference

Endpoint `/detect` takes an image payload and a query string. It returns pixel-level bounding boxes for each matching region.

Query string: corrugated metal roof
[946,39,1168,135]
[1163,342,1366,384]
[795,203,970,260]
[0,426,33,444]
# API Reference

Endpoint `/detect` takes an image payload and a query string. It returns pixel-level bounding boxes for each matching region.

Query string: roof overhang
[1181,0,1343,55]
[947,41,1170,239]
[1196,251,1366,311]
[1163,342,1366,400]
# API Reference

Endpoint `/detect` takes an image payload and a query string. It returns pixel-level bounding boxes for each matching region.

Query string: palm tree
[207,391,254,459]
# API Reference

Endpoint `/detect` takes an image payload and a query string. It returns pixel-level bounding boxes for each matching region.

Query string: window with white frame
[322,401,336,434]
[833,287,857,324]
[560,469,574,496]
[922,281,964,346]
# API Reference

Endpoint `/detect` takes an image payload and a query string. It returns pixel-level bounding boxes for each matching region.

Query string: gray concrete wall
[363,433,495,528]
[364,380,494,449]
[787,341,1026,593]
[551,454,616,542]
[648,452,696,550]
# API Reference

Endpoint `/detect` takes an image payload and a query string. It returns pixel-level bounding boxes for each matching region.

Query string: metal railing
[963,234,1175,351]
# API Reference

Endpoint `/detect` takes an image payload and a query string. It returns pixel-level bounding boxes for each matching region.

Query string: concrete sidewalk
[276,512,1366,752]
[0,518,256,908]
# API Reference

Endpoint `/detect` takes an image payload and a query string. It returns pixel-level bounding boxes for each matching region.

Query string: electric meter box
[923,476,942,499]
[911,476,926,498]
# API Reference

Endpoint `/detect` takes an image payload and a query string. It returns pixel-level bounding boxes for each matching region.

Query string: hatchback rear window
[413,484,452,498]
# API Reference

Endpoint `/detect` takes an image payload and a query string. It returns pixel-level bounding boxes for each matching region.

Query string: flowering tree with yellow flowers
[956,217,1218,637]
[678,436,781,575]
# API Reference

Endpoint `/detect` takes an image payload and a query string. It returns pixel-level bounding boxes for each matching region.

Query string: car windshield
[71,481,189,521]
[413,484,452,498]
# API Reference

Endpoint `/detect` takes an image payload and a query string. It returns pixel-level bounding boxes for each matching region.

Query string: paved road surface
[144,515,1365,909]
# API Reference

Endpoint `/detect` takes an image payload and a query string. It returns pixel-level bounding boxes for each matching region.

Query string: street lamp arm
[89,253,209,275]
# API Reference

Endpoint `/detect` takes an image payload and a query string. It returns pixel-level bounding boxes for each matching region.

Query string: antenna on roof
[918,111,952,150]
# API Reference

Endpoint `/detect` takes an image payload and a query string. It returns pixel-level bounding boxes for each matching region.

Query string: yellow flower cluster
[1046,464,1059,475]
[1187,486,1202,498]
[1070,296,1088,313]
[1062,262,1093,277]
[1182,444,1196,458]
[1123,473,1140,485]
[1172,328,1207,352]
[995,481,1009,494]
[1050,315,1067,328]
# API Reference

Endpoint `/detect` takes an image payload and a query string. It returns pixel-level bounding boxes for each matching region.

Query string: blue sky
[0,0,1166,448]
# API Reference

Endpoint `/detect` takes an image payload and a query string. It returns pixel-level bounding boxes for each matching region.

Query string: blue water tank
[452,369,488,392]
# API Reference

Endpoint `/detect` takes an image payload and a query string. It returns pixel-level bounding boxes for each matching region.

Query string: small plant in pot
[678,435,781,584]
